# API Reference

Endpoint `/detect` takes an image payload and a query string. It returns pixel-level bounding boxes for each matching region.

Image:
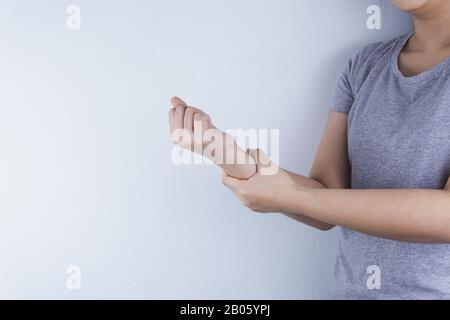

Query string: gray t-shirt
[330,31,450,299]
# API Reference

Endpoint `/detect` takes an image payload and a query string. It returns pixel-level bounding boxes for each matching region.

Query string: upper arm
[310,48,360,189]
[309,111,351,189]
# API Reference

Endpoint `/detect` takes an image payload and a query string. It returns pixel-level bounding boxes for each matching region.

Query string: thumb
[248,149,272,167]
[222,171,244,191]
[171,96,188,108]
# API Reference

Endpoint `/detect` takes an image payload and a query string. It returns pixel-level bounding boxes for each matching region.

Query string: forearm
[286,187,450,243]
[281,171,335,230]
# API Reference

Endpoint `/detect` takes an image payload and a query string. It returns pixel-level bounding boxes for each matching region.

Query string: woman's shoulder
[351,33,410,67]
[336,33,412,100]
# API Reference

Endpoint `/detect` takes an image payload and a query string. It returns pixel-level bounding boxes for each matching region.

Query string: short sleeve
[330,56,355,113]
[329,38,400,113]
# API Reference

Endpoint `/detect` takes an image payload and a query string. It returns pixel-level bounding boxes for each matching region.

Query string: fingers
[202,114,213,130]
[168,108,176,133]
[174,104,186,130]
[247,149,272,167]
[194,112,212,132]
[170,96,189,132]
[184,107,196,133]
[222,172,244,190]
[247,149,258,164]
[169,96,184,132]
[193,113,204,144]
[169,97,218,152]
[171,96,187,108]
[169,97,209,130]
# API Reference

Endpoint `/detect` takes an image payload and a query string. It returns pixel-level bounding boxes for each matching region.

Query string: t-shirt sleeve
[330,56,356,113]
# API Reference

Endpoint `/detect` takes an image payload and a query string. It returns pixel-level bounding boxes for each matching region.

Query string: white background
[0,0,412,298]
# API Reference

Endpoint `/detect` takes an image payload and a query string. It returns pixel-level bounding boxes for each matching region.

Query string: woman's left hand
[222,149,298,213]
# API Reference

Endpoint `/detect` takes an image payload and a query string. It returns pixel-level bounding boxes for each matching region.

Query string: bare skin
[396,0,450,76]
[168,97,335,230]
[169,97,257,180]
[169,0,450,242]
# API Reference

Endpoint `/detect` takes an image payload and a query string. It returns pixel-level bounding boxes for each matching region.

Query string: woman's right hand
[168,96,257,179]
[168,96,220,154]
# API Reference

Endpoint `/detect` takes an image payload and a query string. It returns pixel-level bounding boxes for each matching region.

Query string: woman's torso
[331,32,450,299]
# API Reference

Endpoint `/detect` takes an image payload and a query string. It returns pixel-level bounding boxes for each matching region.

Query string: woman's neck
[410,3,450,52]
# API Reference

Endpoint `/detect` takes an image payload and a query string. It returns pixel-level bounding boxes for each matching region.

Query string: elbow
[317,224,336,232]
[439,228,450,244]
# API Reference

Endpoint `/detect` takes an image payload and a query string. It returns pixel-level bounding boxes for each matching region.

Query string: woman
[168,0,450,299]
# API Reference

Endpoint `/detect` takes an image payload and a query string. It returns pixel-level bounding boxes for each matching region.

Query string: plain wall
[0,0,412,298]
